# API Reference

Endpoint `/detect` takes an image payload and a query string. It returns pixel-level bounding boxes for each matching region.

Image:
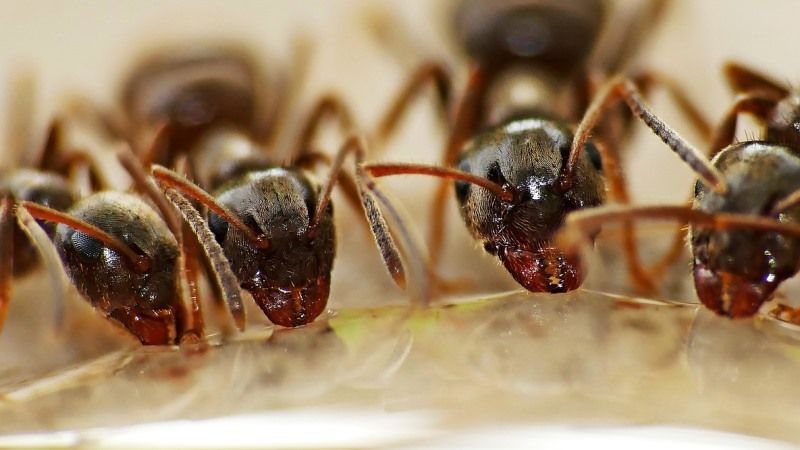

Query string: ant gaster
[559,63,800,320]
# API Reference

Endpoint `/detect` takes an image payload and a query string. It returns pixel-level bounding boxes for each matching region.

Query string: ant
[119,43,408,328]
[357,0,710,296]
[1,103,225,344]
[557,62,800,321]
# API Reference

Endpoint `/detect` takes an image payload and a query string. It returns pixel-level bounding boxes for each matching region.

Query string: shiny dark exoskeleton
[54,192,182,345]
[207,164,335,327]
[455,118,604,292]
[691,143,800,317]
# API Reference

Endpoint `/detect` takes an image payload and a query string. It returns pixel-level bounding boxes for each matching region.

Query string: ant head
[691,143,800,317]
[208,168,335,327]
[1,170,76,275]
[54,192,181,344]
[455,118,603,293]
[454,0,604,76]
[121,44,264,153]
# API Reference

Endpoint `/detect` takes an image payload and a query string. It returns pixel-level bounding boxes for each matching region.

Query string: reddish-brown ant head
[208,168,335,327]
[0,170,76,275]
[455,118,604,293]
[692,143,800,318]
[54,192,181,344]
[454,0,604,76]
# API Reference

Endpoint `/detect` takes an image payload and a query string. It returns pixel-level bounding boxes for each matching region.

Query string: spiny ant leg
[373,61,452,148]
[428,64,491,273]
[564,75,728,194]
[15,204,70,332]
[723,61,789,99]
[0,197,13,332]
[708,93,777,158]
[159,186,246,332]
[152,165,269,250]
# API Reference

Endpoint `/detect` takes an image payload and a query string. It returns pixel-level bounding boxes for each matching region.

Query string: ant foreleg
[723,61,789,99]
[0,197,14,331]
[287,94,355,165]
[708,94,777,158]
[373,61,452,148]
[564,75,728,194]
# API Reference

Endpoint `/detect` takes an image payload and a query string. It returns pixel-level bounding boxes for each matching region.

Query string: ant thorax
[191,127,271,190]
[767,93,800,149]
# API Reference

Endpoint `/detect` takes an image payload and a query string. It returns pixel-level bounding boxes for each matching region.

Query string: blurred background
[1,1,800,447]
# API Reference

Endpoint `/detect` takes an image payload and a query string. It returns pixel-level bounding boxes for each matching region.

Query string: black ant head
[54,192,180,344]
[0,170,76,275]
[455,118,604,293]
[208,168,335,327]
[454,0,604,76]
[121,44,265,160]
[691,143,800,318]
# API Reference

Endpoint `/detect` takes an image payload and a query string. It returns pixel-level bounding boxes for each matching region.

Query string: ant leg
[15,203,70,332]
[362,160,512,301]
[564,75,728,194]
[428,64,491,272]
[260,35,313,149]
[0,197,13,331]
[558,204,800,252]
[5,70,36,170]
[154,175,246,332]
[373,61,452,148]
[286,94,356,165]
[708,94,777,158]
[723,61,789,99]
[632,71,713,139]
[116,148,202,341]
[589,139,655,292]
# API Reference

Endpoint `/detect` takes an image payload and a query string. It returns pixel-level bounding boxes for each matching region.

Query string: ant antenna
[152,165,270,250]
[561,76,729,195]
[20,201,152,273]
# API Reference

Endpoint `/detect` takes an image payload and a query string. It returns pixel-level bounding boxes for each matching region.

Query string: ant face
[455,118,604,293]
[691,143,800,317]
[0,170,76,275]
[208,168,335,327]
[454,0,605,76]
[54,192,180,344]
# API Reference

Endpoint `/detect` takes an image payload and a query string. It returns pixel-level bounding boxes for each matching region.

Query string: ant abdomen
[0,170,76,275]
[53,191,181,345]
[454,0,605,76]
[209,168,335,327]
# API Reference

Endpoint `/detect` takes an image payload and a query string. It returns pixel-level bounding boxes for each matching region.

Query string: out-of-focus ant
[558,62,800,321]
[358,0,710,297]
[119,43,408,328]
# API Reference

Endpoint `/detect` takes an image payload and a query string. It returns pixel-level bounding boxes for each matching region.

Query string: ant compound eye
[69,230,104,261]
[455,181,470,204]
[207,212,229,244]
[486,162,503,183]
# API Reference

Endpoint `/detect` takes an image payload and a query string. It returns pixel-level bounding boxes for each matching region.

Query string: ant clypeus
[357,0,709,297]
[558,62,800,321]
[118,43,409,328]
